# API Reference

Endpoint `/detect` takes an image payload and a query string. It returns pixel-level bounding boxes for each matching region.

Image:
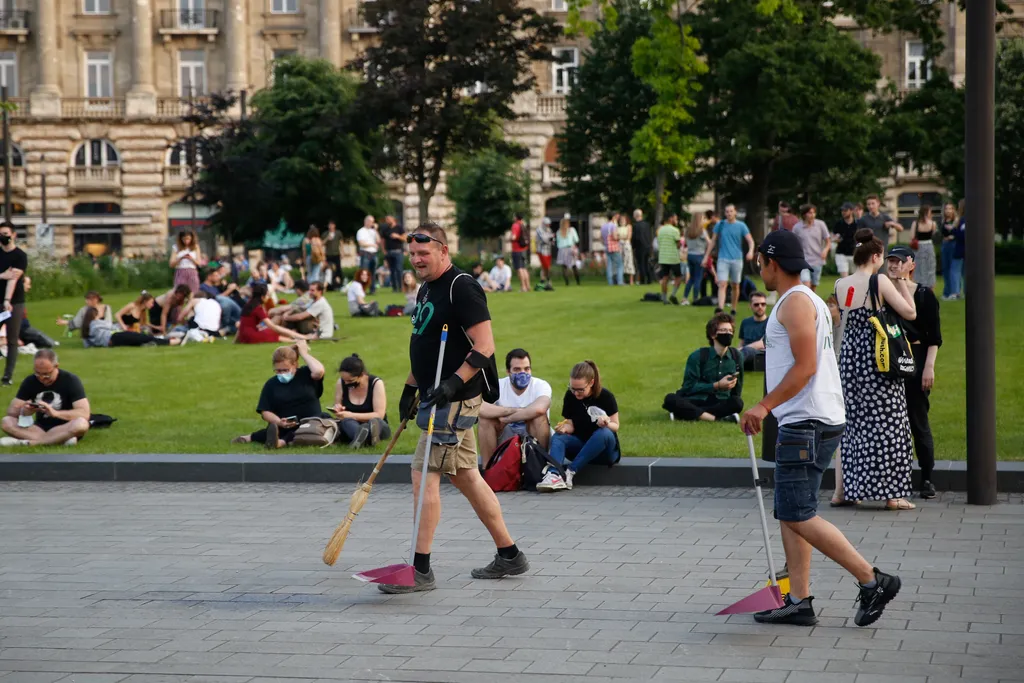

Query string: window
[0,52,15,97]
[178,0,206,28]
[169,140,201,168]
[551,0,568,9]
[74,139,120,167]
[551,47,578,94]
[270,49,296,83]
[0,141,23,167]
[179,50,206,97]
[83,0,111,14]
[905,41,930,90]
[85,51,113,99]
[271,0,298,13]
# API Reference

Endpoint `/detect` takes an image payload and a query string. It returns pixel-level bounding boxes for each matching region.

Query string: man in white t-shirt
[478,348,552,459]
[488,257,513,292]
[285,282,335,338]
[356,215,380,294]
[191,292,222,336]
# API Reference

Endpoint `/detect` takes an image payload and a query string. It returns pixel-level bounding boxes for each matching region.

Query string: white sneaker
[680,299,691,306]
[0,436,29,447]
[63,437,78,446]
[565,469,574,490]
[536,469,567,492]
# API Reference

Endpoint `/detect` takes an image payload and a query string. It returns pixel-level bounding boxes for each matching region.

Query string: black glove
[420,374,465,409]
[399,384,419,421]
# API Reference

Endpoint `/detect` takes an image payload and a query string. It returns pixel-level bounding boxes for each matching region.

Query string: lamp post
[2,85,11,223]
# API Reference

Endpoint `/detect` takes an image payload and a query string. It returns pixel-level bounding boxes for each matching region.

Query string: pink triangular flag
[716,584,784,615]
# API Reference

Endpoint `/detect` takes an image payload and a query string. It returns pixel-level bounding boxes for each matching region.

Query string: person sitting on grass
[82,307,179,348]
[478,348,553,462]
[738,291,769,371]
[402,272,420,316]
[148,285,192,336]
[347,268,381,318]
[182,291,224,341]
[487,256,513,292]
[17,277,57,350]
[472,263,494,291]
[663,312,744,423]
[285,282,335,338]
[55,291,110,336]
[199,267,242,333]
[231,340,326,448]
[269,278,313,333]
[542,360,621,492]
[115,291,155,333]
[236,283,312,344]
[331,353,390,447]
[0,349,90,447]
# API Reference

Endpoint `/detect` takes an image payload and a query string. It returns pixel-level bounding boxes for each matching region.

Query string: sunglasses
[752,302,767,307]
[406,233,446,247]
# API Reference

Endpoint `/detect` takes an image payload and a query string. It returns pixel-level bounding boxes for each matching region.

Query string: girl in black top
[549,360,621,490]
[332,354,390,447]
[116,291,155,332]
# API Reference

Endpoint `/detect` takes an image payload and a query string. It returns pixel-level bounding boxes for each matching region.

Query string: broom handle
[410,325,449,567]
[747,433,779,587]
[362,416,411,489]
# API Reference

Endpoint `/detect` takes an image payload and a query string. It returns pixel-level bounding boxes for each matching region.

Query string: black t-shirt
[0,247,28,305]
[255,366,324,420]
[632,221,653,249]
[380,224,406,252]
[832,218,858,256]
[409,266,490,401]
[898,286,943,349]
[561,387,619,445]
[16,370,87,431]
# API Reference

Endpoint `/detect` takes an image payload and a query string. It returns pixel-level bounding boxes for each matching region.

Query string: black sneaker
[714,307,723,314]
[669,295,680,305]
[0,377,11,387]
[753,594,818,626]
[264,422,279,450]
[471,551,530,579]
[920,480,936,499]
[854,568,901,627]
[730,309,737,317]
[377,569,436,594]
[350,423,371,448]
[717,413,740,424]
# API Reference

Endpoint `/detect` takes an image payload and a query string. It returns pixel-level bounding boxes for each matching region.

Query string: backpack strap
[699,346,710,366]
[728,346,742,373]
[868,273,882,311]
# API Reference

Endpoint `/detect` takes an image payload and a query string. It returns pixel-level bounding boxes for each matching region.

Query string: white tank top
[764,285,845,427]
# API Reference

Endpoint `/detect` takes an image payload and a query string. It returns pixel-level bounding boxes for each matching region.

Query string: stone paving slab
[1,482,1023,682]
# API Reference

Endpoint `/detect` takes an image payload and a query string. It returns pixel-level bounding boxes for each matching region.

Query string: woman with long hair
[169,230,203,294]
[617,214,636,286]
[347,268,381,317]
[833,229,918,510]
[236,283,311,344]
[555,216,581,286]
[684,214,710,302]
[148,285,192,336]
[939,202,959,300]
[302,226,325,284]
[909,205,937,289]
[82,306,177,348]
[401,271,420,316]
[115,291,155,333]
[331,353,391,447]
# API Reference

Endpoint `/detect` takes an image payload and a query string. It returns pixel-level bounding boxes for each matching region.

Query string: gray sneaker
[471,551,530,579]
[369,419,382,446]
[377,569,436,594]
[350,423,371,448]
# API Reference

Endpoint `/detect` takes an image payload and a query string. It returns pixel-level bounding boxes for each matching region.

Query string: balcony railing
[4,98,29,118]
[0,10,30,32]
[69,166,121,191]
[537,94,566,117]
[62,98,125,119]
[542,163,562,187]
[163,166,189,191]
[157,97,209,118]
[159,9,219,29]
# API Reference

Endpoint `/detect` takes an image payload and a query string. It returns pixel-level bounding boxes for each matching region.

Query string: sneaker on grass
[471,551,530,579]
[377,569,436,594]
[753,594,818,626]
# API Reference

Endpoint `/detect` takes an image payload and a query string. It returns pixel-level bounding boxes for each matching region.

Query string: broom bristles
[322,483,373,565]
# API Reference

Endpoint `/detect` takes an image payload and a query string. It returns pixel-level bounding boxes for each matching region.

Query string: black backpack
[515,222,529,249]
[867,274,916,379]
[521,436,565,491]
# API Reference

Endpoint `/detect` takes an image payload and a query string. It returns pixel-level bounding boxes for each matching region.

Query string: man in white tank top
[740,230,901,628]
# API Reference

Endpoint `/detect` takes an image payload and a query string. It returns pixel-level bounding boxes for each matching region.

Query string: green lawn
[4,275,1021,459]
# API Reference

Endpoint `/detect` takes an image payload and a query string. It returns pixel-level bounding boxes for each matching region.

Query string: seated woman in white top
[488,256,513,292]
[347,268,381,318]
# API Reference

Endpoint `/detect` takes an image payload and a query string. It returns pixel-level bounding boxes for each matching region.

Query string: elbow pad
[467,350,492,370]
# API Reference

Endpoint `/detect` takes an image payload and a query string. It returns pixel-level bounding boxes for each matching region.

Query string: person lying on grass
[231,340,326,448]
[0,349,90,447]
[82,306,180,348]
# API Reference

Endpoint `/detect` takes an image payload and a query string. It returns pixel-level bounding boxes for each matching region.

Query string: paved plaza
[1,482,1023,683]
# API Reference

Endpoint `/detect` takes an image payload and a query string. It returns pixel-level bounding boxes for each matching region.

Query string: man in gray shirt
[792,205,831,292]
[857,195,903,246]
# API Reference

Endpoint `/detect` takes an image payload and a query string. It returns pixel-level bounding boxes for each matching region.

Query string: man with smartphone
[1,349,90,447]
[662,312,744,423]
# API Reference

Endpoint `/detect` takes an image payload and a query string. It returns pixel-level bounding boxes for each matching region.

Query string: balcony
[0,10,30,42]
[158,9,220,42]
[4,98,29,119]
[542,163,562,187]
[536,94,566,118]
[157,97,209,118]
[61,98,125,119]
[69,166,122,192]
[347,7,379,36]
[163,166,189,193]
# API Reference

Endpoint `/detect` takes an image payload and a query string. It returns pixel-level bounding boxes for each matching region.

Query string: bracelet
[757,401,771,414]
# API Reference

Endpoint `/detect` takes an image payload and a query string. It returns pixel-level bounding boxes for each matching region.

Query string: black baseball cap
[887,246,915,262]
[758,230,811,275]
[841,202,856,211]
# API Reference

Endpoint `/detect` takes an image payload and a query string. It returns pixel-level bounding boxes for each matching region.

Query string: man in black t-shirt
[1,349,90,447]
[384,223,528,594]
[630,209,654,285]
[0,222,28,385]
[831,202,859,277]
[379,215,406,292]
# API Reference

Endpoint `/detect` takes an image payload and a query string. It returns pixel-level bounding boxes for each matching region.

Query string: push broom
[716,432,785,615]
[350,324,449,587]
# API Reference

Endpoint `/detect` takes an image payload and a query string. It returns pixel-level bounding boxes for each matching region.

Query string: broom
[322,413,412,566]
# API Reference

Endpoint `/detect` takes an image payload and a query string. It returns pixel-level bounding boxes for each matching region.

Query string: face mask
[343,381,358,389]
[276,372,294,384]
[0,235,10,246]
[510,372,531,390]
[716,332,734,347]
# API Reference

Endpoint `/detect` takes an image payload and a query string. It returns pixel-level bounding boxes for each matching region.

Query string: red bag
[482,435,522,492]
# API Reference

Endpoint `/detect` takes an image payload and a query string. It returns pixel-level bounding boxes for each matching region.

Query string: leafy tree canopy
[446,148,531,245]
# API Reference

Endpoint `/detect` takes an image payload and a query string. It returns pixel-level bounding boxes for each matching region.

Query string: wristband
[757,401,771,414]
[466,349,491,369]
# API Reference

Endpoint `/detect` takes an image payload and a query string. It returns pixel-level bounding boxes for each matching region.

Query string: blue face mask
[277,372,294,384]
[510,372,531,390]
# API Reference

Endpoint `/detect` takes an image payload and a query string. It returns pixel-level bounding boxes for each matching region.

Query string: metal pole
[2,85,10,223]
[965,0,997,505]
[240,89,247,121]
[187,73,196,232]
[41,173,47,224]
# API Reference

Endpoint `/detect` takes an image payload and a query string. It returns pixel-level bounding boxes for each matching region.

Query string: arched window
[73,139,119,167]
[0,141,23,167]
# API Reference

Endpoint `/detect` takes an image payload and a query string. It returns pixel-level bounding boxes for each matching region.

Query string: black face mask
[0,235,10,246]
[343,381,359,389]
[716,332,734,347]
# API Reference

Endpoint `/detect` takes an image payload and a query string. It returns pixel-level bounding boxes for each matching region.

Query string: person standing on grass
[939,202,960,300]
[707,204,755,316]
[555,217,581,286]
[683,215,709,304]
[831,202,859,278]
[630,209,654,285]
[0,349,90,447]
[857,195,902,247]
[618,215,636,286]
[657,214,684,305]
[356,215,380,294]
[387,223,528,594]
[535,217,556,290]
[908,205,937,290]
[792,204,831,293]
[510,213,531,292]
[742,229,902,628]
[170,230,204,294]
[380,215,406,293]
[322,221,343,290]
[601,213,623,286]
[0,222,27,386]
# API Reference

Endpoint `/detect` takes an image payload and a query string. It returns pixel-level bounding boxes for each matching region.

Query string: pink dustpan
[717,584,784,615]
[352,563,415,586]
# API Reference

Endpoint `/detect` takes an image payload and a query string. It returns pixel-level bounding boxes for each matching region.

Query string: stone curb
[0,453,1021,491]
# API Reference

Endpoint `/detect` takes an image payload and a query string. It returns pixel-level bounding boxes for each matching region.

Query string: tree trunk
[746,167,771,242]
[417,184,433,226]
[653,168,666,228]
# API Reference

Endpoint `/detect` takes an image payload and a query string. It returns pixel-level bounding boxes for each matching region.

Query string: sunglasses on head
[406,233,445,246]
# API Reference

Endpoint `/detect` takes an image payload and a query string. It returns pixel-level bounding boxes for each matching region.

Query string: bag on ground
[291,417,339,448]
[867,274,916,379]
[521,436,564,490]
[88,414,117,429]
[482,434,523,492]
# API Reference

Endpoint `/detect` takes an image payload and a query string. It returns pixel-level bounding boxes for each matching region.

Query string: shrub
[27,255,173,301]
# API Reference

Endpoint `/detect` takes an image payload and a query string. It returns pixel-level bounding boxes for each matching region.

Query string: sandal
[885,498,916,511]
[830,498,857,508]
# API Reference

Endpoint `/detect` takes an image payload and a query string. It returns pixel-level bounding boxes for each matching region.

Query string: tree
[188,57,389,244]
[446,148,531,253]
[353,0,560,225]
[995,39,1024,240]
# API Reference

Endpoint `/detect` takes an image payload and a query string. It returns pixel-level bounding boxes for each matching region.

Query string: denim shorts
[716,258,744,284]
[799,265,824,286]
[773,420,846,522]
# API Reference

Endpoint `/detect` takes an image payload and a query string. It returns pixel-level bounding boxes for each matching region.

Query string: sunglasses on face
[752,302,767,307]
[406,233,446,247]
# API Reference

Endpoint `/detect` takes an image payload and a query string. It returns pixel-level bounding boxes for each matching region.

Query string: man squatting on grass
[741,230,900,627]
[380,222,528,594]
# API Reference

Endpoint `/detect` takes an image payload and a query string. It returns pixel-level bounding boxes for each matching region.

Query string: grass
[4,274,1022,460]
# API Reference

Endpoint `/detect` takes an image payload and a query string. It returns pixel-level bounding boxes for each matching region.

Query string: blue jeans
[773,420,845,522]
[306,262,322,285]
[551,428,620,475]
[684,253,704,299]
[941,241,957,297]
[951,258,963,296]
[605,251,623,285]
[358,251,377,293]
[216,295,241,332]
[386,249,404,292]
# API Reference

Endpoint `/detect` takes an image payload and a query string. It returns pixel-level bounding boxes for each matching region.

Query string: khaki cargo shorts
[411,395,482,476]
